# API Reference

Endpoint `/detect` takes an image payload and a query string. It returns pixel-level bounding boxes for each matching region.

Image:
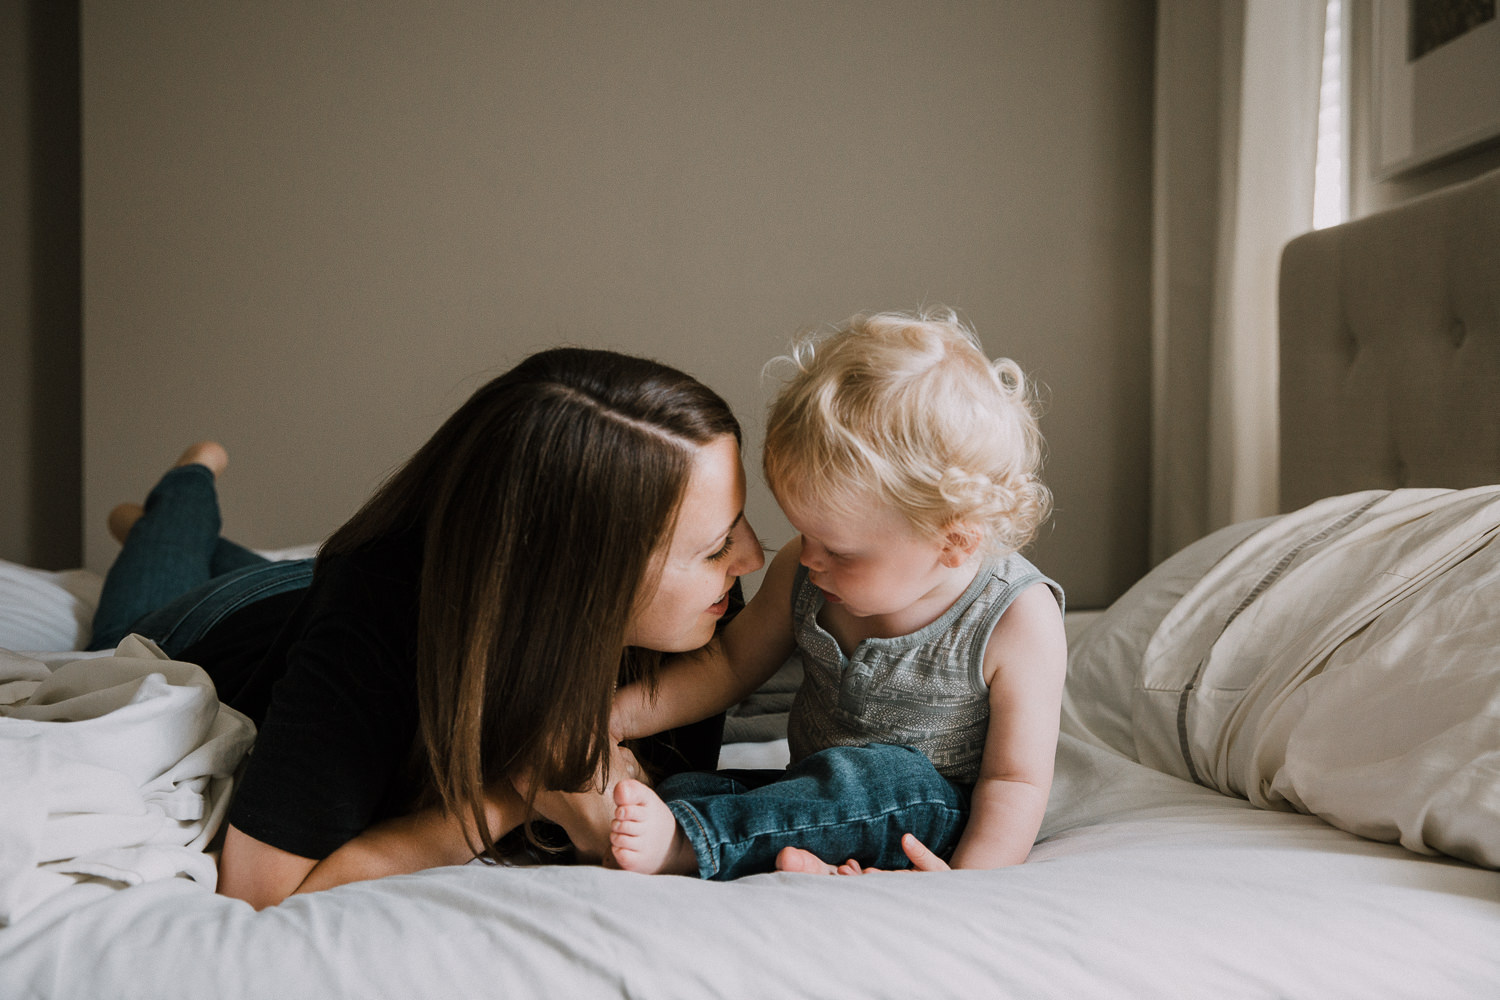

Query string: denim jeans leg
[88,464,232,650]
[210,537,273,576]
[119,558,315,659]
[660,743,968,881]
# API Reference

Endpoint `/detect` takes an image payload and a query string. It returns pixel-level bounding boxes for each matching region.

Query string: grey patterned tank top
[786,553,1063,783]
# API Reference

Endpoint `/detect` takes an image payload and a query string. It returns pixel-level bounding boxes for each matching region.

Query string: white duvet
[0,637,254,925]
[1130,488,1500,868]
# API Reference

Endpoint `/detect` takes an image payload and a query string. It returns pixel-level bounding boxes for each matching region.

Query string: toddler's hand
[834,834,952,875]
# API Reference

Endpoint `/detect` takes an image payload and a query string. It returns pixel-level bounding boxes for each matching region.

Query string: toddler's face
[778,490,965,623]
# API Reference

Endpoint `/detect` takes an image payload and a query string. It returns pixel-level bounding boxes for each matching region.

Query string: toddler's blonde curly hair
[763,308,1051,557]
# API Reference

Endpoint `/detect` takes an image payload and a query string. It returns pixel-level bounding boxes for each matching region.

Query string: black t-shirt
[180,532,730,861]
[182,533,424,860]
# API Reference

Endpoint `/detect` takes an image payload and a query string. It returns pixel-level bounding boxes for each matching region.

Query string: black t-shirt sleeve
[226,550,421,861]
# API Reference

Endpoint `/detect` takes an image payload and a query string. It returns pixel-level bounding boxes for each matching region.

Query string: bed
[3,168,1498,998]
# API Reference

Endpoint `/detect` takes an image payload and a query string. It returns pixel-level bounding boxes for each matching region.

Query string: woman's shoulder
[315,529,422,598]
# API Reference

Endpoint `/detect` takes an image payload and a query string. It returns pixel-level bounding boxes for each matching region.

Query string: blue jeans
[87,464,313,656]
[659,743,969,880]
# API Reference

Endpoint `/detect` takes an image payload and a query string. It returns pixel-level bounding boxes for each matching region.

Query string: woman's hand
[525,741,645,864]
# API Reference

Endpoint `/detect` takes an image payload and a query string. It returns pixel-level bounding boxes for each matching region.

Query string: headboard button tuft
[1449,319,1467,349]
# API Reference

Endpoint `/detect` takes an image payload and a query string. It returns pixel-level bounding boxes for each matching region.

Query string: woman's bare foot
[107,442,228,544]
[610,779,697,875]
[774,845,840,875]
[176,441,228,477]
[107,502,146,543]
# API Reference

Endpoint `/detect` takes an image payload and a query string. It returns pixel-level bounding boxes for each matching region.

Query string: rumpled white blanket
[0,635,255,925]
[1131,487,1500,868]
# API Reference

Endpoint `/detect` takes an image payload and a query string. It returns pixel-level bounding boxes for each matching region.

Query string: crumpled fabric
[1132,487,1500,869]
[0,635,255,924]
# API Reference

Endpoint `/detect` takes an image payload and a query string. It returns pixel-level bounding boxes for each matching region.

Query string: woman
[88,348,765,908]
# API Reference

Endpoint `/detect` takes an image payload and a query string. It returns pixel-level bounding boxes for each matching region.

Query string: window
[1313,0,1348,229]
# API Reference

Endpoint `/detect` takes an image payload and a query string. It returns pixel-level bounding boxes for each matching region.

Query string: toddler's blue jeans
[87,464,313,656]
[659,742,969,880]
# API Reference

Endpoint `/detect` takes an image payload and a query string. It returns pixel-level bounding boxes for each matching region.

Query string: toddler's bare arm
[613,542,802,740]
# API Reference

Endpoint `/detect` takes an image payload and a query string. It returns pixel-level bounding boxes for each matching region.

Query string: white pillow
[0,560,104,653]
[1061,517,1273,758]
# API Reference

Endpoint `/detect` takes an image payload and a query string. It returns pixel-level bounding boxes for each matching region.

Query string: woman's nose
[732,519,766,575]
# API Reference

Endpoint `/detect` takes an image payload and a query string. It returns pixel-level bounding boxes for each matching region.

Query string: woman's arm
[946,582,1067,869]
[612,542,802,740]
[218,779,528,909]
[222,540,802,907]
[217,825,317,910]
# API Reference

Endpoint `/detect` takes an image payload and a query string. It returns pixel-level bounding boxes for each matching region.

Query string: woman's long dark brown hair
[321,347,740,858]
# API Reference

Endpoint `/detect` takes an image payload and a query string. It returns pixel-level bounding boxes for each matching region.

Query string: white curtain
[1150,0,1327,564]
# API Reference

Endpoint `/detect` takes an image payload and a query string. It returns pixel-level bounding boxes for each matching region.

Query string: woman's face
[626,434,764,652]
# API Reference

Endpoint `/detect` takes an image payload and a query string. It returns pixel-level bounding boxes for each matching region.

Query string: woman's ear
[939,524,983,567]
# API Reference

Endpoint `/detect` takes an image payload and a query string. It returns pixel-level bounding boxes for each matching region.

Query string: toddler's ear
[939,524,983,567]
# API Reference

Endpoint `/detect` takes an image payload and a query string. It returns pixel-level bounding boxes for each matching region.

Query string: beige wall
[80,2,1155,608]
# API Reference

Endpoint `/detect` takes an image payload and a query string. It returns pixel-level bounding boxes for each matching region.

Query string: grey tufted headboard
[1278,167,1500,513]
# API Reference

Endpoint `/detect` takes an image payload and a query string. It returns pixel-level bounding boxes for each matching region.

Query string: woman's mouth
[709,592,731,616]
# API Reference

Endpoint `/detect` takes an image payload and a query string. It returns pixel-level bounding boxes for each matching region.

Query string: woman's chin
[676,617,721,653]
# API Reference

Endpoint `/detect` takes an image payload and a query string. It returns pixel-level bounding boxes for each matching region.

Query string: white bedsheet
[0,507,1497,999]
[1,733,1495,999]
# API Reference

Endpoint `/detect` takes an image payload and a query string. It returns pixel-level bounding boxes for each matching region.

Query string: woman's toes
[175,441,228,477]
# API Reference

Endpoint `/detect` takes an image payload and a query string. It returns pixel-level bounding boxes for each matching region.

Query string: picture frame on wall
[1372,0,1500,179]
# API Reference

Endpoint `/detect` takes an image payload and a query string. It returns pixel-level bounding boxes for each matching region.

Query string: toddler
[609,309,1066,877]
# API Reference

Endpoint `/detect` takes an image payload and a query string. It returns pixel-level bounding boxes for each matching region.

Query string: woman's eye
[707,537,734,562]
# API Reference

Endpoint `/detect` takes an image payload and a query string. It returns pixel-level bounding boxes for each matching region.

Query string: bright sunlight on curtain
[1314,0,1348,229]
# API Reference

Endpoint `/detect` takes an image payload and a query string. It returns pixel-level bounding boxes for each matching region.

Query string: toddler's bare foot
[176,441,228,477]
[107,502,146,543]
[774,846,840,875]
[610,779,696,875]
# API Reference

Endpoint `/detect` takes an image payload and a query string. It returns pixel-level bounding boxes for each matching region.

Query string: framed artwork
[1372,0,1500,178]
